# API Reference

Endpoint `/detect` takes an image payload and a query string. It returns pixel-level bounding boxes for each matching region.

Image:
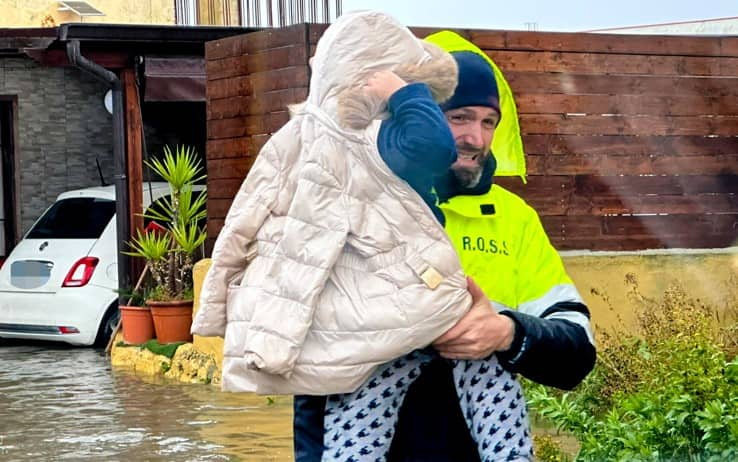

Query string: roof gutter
[65,39,129,305]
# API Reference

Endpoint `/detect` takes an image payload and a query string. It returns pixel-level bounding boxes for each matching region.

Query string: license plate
[10,260,53,289]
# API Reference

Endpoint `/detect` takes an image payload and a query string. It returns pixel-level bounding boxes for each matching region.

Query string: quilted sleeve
[243,135,349,376]
[191,137,283,338]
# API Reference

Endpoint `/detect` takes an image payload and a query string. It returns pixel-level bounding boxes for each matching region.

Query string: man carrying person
[294,30,596,462]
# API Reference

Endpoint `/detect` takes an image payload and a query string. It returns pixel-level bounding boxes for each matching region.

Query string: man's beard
[451,143,489,188]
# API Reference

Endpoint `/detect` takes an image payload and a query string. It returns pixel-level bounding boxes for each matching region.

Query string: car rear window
[26,197,116,239]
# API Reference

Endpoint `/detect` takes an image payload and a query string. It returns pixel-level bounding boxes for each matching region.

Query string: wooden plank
[542,214,738,250]
[239,24,307,54]
[207,218,225,240]
[308,23,330,44]
[208,178,243,199]
[602,214,737,237]
[205,237,216,257]
[207,137,252,159]
[208,88,307,119]
[208,197,238,218]
[242,44,308,73]
[207,112,290,140]
[207,55,249,80]
[470,30,738,58]
[512,187,738,216]
[519,114,738,137]
[207,77,244,100]
[488,50,738,77]
[566,193,738,216]
[531,153,738,175]
[207,135,270,159]
[550,234,737,251]
[207,156,256,180]
[507,72,738,97]
[522,134,738,157]
[207,44,306,81]
[244,66,308,94]
[573,174,738,195]
[208,67,309,100]
[206,34,244,60]
[516,94,738,117]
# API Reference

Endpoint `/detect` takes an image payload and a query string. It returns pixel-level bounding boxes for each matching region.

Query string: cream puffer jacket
[192,11,471,395]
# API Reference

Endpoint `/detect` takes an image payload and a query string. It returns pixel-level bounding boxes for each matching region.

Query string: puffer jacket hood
[192,10,470,395]
[305,10,458,130]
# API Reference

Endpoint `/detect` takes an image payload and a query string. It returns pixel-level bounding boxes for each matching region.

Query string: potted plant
[125,145,207,344]
[118,285,155,344]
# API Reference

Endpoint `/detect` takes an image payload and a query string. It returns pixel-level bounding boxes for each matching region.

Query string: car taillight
[62,257,99,287]
[0,257,5,270]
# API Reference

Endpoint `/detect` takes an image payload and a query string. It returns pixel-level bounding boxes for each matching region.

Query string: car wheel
[94,304,120,348]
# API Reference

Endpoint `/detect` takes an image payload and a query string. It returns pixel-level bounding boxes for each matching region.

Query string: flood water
[0,342,293,461]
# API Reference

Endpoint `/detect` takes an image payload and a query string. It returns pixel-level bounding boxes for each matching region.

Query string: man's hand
[363,70,407,101]
[433,277,516,360]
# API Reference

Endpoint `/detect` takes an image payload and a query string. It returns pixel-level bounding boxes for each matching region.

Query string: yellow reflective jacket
[439,183,595,388]
[441,184,576,310]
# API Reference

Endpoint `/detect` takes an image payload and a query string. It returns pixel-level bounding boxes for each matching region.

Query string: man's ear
[394,41,458,104]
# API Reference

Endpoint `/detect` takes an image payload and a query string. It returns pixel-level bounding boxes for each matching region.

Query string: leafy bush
[527,275,738,461]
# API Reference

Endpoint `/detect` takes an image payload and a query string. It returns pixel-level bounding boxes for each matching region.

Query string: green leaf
[123,229,171,261]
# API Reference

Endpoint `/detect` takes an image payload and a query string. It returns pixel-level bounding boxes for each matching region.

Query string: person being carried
[193,9,469,393]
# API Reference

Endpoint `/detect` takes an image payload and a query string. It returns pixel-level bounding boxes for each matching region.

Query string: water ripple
[0,342,293,461]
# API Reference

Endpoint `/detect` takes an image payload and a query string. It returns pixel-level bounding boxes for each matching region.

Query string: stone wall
[0,57,113,232]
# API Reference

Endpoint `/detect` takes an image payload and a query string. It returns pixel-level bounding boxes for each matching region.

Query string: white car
[0,182,192,346]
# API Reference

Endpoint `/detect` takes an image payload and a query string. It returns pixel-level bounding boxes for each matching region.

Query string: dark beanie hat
[440,51,500,115]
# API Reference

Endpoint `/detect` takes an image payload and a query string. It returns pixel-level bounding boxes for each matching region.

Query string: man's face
[445,106,499,188]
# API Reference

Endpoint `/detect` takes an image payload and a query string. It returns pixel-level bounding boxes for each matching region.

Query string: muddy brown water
[0,342,293,461]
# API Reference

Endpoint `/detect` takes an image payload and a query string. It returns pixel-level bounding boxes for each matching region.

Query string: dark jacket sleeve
[378,82,457,179]
[498,302,597,390]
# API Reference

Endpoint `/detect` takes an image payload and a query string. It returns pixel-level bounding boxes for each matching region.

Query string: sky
[340,0,737,32]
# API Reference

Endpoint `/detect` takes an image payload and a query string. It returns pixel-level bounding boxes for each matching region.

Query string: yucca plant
[125,145,207,301]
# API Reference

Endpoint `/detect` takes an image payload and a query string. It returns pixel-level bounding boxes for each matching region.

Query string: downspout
[65,39,130,304]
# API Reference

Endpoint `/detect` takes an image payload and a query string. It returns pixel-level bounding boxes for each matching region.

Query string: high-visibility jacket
[439,184,595,388]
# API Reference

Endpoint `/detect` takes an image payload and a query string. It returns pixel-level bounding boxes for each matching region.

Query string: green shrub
[527,278,738,461]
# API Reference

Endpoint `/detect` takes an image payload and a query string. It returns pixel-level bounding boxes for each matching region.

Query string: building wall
[564,251,738,333]
[0,57,113,232]
[0,0,175,28]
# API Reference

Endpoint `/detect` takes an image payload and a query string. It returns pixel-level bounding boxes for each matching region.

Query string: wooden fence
[205,24,738,252]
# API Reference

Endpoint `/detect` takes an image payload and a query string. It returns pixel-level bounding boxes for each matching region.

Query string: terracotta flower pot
[120,305,155,344]
[147,299,194,344]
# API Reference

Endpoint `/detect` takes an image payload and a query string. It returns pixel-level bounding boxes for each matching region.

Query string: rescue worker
[294,31,596,462]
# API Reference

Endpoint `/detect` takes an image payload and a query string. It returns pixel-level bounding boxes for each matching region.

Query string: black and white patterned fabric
[322,350,532,462]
